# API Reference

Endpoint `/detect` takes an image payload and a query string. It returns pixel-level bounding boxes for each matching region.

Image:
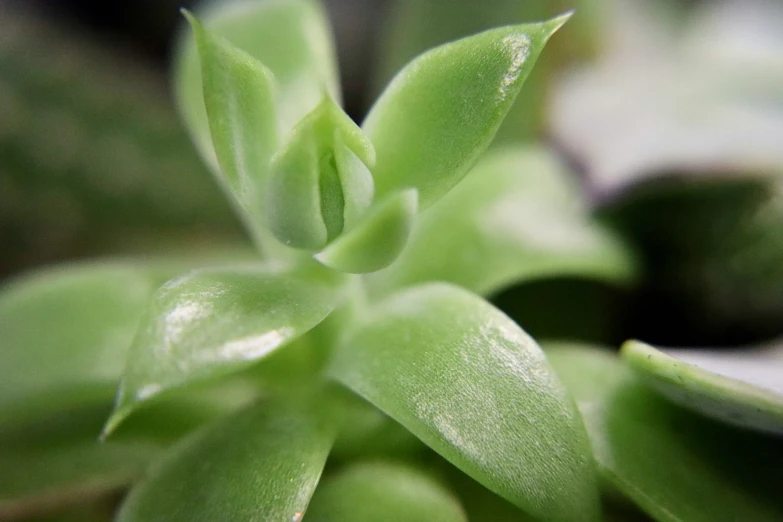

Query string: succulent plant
[1,1,782,522]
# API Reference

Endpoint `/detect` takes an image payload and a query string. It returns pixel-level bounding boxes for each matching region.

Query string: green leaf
[0,403,161,520]
[363,13,570,209]
[0,262,179,410]
[306,461,467,522]
[330,283,600,522]
[174,0,339,257]
[315,189,417,274]
[266,97,375,250]
[116,393,335,522]
[622,339,783,435]
[174,0,339,167]
[546,343,783,522]
[105,261,347,435]
[184,12,277,242]
[369,146,637,297]
[330,392,427,460]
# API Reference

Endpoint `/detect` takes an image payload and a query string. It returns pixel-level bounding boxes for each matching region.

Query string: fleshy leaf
[369,146,637,297]
[116,393,335,522]
[622,339,783,435]
[546,343,783,522]
[174,0,339,256]
[330,283,600,522]
[266,97,375,249]
[306,462,467,522]
[0,263,180,410]
[105,262,347,435]
[0,403,161,520]
[174,0,339,166]
[315,189,417,274]
[184,12,277,238]
[363,13,570,209]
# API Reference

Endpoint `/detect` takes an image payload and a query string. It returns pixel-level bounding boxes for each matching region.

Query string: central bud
[266,97,375,250]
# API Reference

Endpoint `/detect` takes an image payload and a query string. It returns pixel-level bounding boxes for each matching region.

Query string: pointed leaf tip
[364,17,569,210]
[105,263,347,432]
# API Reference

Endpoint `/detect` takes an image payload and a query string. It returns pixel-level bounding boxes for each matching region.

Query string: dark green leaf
[306,461,467,522]
[369,146,636,297]
[622,339,783,435]
[116,393,336,522]
[105,262,347,435]
[363,14,570,209]
[546,343,783,522]
[0,403,160,520]
[315,189,417,274]
[330,283,600,522]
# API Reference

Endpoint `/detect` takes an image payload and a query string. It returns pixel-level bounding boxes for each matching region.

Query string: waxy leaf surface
[369,146,636,297]
[546,343,783,522]
[106,262,346,434]
[185,13,277,241]
[175,0,339,166]
[174,0,339,256]
[0,263,178,410]
[330,283,600,522]
[306,461,467,522]
[623,340,783,435]
[116,394,335,522]
[363,14,569,209]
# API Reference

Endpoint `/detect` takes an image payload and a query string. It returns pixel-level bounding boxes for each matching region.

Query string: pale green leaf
[266,97,375,250]
[306,461,467,522]
[330,283,600,522]
[184,12,278,241]
[105,261,347,435]
[116,394,335,522]
[174,0,339,257]
[369,146,637,297]
[0,263,179,410]
[546,343,783,522]
[622,339,783,435]
[174,0,339,167]
[363,13,570,209]
[315,189,417,274]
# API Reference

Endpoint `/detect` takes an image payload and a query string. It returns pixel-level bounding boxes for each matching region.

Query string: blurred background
[2,0,783,349]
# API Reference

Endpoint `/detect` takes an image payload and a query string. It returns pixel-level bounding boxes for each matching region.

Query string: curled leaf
[184,12,277,240]
[622,339,783,435]
[546,342,783,522]
[330,283,600,522]
[364,13,570,209]
[266,97,375,249]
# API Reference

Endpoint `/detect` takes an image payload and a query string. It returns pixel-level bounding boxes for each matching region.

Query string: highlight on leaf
[363,12,572,210]
[104,261,348,436]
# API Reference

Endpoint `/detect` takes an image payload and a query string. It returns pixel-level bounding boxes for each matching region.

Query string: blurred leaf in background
[0,4,245,276]
[551,0,783,344]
